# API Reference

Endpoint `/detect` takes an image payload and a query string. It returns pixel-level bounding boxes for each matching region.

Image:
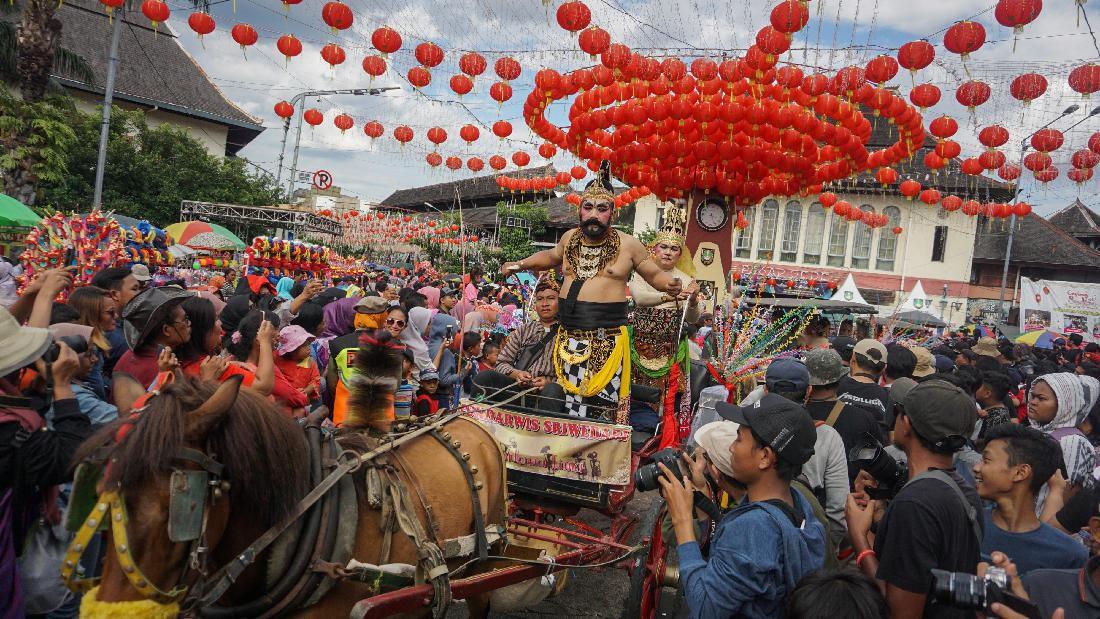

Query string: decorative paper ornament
[899,179,922,199]
[277,34,303,63]
[1010,73,1047,104]
[274,101,294,119]
[333,113,354,133]
[492,120,513,139]
[978,125,1009,149]
[362,55,386,79]
[459,52,487,77]
[909,83,941,109]
[556,1,591,34]
[187,12,215,40]
[320,43,345,68]
[371,26,402,56]
[363,121,384,139]
[897,40,935,75]
[495,57,522,81]
[414,42,445,68]
[459,124,480,144]
[943,21,986,60]
[578,26,611,59]
[1069,63,1100,96]
[231,23,258,53]
[489,82,513,105]
[512,151,530,167]
[140,0,169,29]
[393,125,414,144]
[321,1,353,31]
[303,109,323,127]
[770,0,810,33]
[450,74,473,97]
[407,66,431,89]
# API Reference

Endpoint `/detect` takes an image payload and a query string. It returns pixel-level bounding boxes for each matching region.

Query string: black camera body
[635,447,686,492]
[42,335,89,364]
[848,432,908,500]
[931,568,1041,619]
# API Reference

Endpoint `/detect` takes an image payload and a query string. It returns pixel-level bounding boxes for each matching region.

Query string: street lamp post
[274,87,398,199]
[997,104,1084,326]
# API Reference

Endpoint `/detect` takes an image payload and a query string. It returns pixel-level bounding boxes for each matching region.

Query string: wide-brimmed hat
[973,337,1000,357]
[276,325,315,355]
[130,263,152,282]
[121,286,192,349]
[0,308,53,377]
[355,296,389,314]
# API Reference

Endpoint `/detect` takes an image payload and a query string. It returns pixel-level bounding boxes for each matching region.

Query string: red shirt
[113,347,161,389]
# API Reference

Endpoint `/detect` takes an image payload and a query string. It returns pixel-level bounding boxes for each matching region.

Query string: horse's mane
[346,329,403,431]
[75,377,310,527]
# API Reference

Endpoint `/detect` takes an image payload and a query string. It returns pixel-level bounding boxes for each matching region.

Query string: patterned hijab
[1032,372,1087,432]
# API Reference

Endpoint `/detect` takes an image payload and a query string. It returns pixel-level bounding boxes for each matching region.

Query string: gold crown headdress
[654,200,688,247]
[580,160,615,203]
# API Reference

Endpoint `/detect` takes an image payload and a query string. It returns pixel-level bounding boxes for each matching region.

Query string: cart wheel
[625,499,683,619]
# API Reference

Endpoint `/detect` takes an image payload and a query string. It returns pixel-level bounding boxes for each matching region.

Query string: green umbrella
[0,194,43,228]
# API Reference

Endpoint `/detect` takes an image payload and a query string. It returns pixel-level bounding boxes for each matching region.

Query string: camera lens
[633,448,684,492]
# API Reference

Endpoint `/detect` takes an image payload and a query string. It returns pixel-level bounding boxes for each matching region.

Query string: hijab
[402,306,434,372]
[321,297,359,340]
[1032,372,1098,510]
[428,313,460,358]
[418,286,441,310]
[1032,373,1087,432]
[219,295,252,336]
[275,276,296,301]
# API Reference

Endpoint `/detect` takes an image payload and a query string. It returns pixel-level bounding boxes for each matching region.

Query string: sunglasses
[386,318,406,327]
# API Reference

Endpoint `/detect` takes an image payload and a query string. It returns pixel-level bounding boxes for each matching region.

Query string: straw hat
[973,337,1000,358]
[0,308,53,377]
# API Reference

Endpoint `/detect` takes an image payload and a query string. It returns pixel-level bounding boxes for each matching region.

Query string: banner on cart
[1020,277,1100,342]
[464,404,632,485]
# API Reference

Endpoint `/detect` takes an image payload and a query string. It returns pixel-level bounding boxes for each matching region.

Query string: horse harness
[63,408,498,618]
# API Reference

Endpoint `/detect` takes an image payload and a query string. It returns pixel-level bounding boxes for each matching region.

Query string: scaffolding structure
[179,201,343,238]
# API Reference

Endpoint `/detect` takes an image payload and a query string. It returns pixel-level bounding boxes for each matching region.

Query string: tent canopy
[0,194,42,228]
[890,309,947,328]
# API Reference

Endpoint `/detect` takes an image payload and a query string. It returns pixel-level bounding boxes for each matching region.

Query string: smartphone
[64,247,75,267]
[446,324,454,339]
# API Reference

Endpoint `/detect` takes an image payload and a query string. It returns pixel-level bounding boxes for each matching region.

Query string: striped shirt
[495,321,558,379]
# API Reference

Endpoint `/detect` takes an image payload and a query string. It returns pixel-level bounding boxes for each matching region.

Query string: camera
[931,568,1040,619]
[635,447,686,492]
[42,335,88,364]
[848,432,908,500]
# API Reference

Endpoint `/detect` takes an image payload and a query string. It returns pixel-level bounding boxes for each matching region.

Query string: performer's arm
[629,272,667,308]
[500,231,566,275]
[626,236,682,295]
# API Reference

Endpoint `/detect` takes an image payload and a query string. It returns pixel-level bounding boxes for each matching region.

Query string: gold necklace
[566,231,620,280]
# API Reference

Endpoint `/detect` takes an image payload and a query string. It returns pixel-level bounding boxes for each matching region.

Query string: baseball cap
[831,336,856,360]
[693,421,738,478]
[419,369,439,381]
[715,393,817,467]
[934,354,955,373]
[804,348,849,385]
[765,358,810,393]
[889,377,919,408]
[910,346,935,378]
[130,263,152,282]
[853,338,888,368]
[354,296,389,314]
[900,379,977,447]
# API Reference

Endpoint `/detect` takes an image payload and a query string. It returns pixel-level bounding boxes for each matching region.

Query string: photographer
[658,393,826,618]
[845,380,981,619]
[0,309,87,616]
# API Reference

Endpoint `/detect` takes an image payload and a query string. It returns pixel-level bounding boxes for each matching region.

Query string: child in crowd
[275,325,320,404]
[416,369,441,416]
[479,341,500,372]
[394,349,416,419]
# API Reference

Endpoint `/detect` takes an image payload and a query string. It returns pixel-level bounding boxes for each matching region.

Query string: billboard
[1019,277,1100,341]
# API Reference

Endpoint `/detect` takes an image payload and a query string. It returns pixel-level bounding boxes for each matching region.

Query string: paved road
[448,491,662,619]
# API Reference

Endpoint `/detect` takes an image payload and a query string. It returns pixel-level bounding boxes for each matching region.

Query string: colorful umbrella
[1015,329,1065,350]
[165,221,245,250]
[0,194,43,228]
[963,324,995,338]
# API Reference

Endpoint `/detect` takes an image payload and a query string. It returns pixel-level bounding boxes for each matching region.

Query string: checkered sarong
[560,335,622,418]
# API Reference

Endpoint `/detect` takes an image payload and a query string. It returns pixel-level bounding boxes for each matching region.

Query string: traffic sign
[312,170,333,190]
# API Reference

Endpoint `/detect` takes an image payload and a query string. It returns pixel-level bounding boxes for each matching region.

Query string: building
[1,0,263,157]
[379,165,556,214]
[969,204,1100,324]
[1048,199,1100,250]
[293,186,365,216]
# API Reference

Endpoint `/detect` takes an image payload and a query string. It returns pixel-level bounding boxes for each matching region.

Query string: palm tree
[0,0,94,101]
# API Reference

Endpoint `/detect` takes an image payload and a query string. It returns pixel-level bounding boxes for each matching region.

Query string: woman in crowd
[403,306,435,373]
[316,296,359,373]
[175,296,223,376]
[65,286,118,399]
[219,294,252,344]
[418,285,440,310]
[1028,372,1098,513]
[224,310,308,417]
[275,276,296,301]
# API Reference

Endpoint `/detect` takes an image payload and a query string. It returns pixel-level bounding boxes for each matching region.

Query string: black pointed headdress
[580,160,614,202]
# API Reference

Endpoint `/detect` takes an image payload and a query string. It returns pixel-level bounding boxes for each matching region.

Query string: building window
[826,211,849,267]
[876,206,901,271]
[931,225,948,262]
[735,208,755,258]
[850,205,875,269]
[802,203,825,264]
[756,199,779,260]
[655,206,666,232]
[780,201,802,262]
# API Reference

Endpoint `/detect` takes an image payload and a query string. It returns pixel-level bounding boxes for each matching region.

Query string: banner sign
[463,403,632,485]
[1020,277,1100,341]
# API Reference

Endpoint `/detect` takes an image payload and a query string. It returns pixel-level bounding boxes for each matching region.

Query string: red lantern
[188,11,215,38]
[1072,149,1100,169]
[1013,202,1033,217]
[492,120,512,139]
[892,226,903,235]
[1010,73,1047,104]
[538,143,558,159]
[897,40,935,74]
[556,171,572,185]
[979,150,1007,170]
[875,167,898,186]
[941,195,963,211]
[362,55,386,78]
[321,1,353,31]
[1069,63,1100,96]
[955,80,991,110]
[909,83,941,109]
[978,125,1009,149]
[277,34,303,62]
[333,113,353,133]
[934,140,961,160]
[995,0,1042,35]
[445,156,462,171]
[140,0,169,27]
[231,23,258,50]
[489,155,507,171]
[1023,151,1051,171]
[865,55,899,84]
[407,66,431,89]
[1068,167,1092,184]
[943,21,986,59]
[100,0,124,15]
[900,179,921,199]
[426,127,448,146]
[571,166,586,180]
[818,192,838,208]
[1090,131,1100,155]
[556,1,591,34]
[495,57,521,81]
[426,152,442,168]
[320,43,345,68]
[919,189,942,206]
[578,26,611,59]
[961,158,984,176]
[929,115,959,140]
[833,201,852,217]
[998,163,1021,182]
[489,82,513,105]
[1034,167,1060,183]
[771,0,809,33]
[363,121,384,139]
[467,157,484,173]
[274,101,294,119]
[371,26,402,55]
[512,151,530,167]
[414,42,444,68]
[304,109,323,127]
[1031,128,1064,152]
[393,125,414,144]
[459,124,479,144]
[450,75,473,97]
[961,200,981,216]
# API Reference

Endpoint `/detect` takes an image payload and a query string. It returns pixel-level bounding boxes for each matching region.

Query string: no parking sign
[312,170,333,190]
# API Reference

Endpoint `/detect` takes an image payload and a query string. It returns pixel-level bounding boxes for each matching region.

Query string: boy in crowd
[974,369,1015,441]
[974,424,1087,575]
[837,339,890,428]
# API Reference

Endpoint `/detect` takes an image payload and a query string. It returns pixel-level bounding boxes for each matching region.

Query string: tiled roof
[972,212,1100,268]
[379,165,556,210]
[1,0,264,155]
[1048,199,1100,237]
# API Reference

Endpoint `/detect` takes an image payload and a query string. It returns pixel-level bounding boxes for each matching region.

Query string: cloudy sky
[163,0,1100,215]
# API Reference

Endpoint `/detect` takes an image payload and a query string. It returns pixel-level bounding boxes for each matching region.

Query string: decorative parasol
[165,221,245,250]
[1015,329,1064,350]
[964,324,995,338]
[0,194,43,228]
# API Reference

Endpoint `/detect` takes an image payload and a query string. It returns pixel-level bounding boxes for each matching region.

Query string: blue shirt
[677,490,826,619]
[981,506,1088,575]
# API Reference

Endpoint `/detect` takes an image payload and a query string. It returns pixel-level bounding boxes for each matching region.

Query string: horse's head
[73,375,310,611]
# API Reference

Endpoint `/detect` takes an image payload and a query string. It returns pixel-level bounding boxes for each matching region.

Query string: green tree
[0,91,77,206]
[496,200,548,262]
[38,105,282,225]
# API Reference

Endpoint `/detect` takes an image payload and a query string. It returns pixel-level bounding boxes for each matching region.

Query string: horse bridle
[61,445,229,605]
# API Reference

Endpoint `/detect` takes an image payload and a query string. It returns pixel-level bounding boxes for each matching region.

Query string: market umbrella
[890,309,948,328]
[165,221,245,251]
[964,324,995,338]
[0,194,43,227]
[1015,329,1064,350]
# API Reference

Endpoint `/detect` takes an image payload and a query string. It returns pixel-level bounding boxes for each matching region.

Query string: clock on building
[695,199,729,232]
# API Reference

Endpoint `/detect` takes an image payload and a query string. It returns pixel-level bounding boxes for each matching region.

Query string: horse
[71,351,508,617]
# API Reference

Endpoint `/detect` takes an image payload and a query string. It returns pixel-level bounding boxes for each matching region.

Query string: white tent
[897,280,933,313]
[832,273,869,305]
